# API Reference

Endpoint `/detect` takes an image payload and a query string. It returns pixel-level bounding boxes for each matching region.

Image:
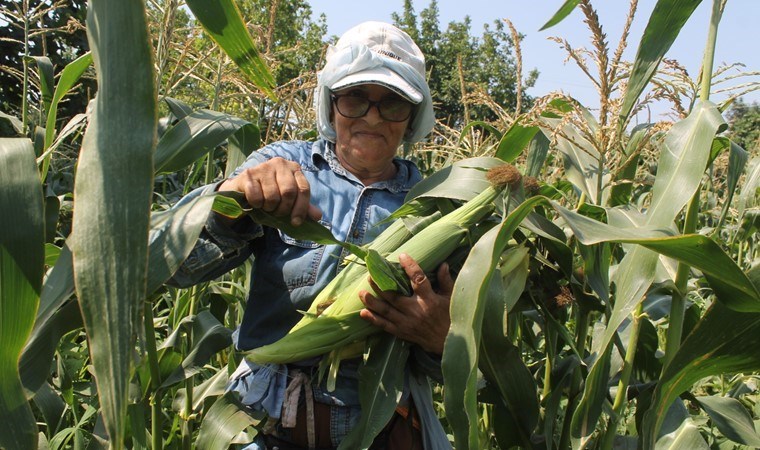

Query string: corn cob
[245,168,514,365]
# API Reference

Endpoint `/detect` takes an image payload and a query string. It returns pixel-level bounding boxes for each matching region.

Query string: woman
[172,21,452,449]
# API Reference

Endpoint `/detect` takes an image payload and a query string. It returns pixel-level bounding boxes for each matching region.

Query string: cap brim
[330,67,423,104]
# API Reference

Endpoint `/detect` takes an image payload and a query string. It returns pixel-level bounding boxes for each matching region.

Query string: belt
[267,369,422,450]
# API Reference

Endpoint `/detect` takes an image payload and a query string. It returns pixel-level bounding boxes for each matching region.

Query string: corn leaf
[31,382,66,437]
[70,0,156,445]
[570,100,725,441]
[443,197,545,450]
[159,311,233,389]
[21,193,216,395]
[406,156,505,202]
[164,97,195,120]
[21,300,81,395]
[0,111,24,135]
[215,192,371,263]
[185,0,277,100]
[40,52,93,180]
[479,247,535,449]
[172,367,229,413]
[541,117,607,204]
[459,120,502,143]
[154,109,258,173]
[29,56,54,114]
[716,140,749,228]
[0,138,44,450]
[738,157,760,216]
[642,303,760,448]
[552,204,760,312]
[364,249,412,296]
[620,0,703,123]
[196,392,260,450]
[226,122,260,178]
[339,335,409,450]
[694,396,760,447]
[495,121,539,163]
[539,0,581,31]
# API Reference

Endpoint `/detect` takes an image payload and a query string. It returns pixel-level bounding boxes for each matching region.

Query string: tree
[0,0,92,123]
[725,97,760,153]
[392,0,538,128]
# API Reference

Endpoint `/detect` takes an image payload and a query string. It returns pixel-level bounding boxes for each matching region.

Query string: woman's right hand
[218,157,322,226]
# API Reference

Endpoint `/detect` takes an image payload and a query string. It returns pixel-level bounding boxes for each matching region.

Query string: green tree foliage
[237,0,327,86]
[0,0,92,121]
[392,0,538,128]
[726,97,760,153]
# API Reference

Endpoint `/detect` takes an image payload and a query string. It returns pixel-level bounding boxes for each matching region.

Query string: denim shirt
[171,140,450,448]
[173,139,421,348]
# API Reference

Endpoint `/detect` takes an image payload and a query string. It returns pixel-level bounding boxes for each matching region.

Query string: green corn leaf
[642,303,760,449]
[738,157,760,216]
[365,249,412,296]
[525,131,550,178]
[0,111,24,135]
[40,52,93,181]
[570,100,725,441]
[541,116,607,204]
[29,56,54,114]
[164,97,195,121]
[215,191,369,260]
[552,204,760,312]
[479,247,535,449]
[620,0,703,123]
[196,392,260,450]
[70,0,156,445]
[716,140,749,229]
[0,138,44,450]
[406,156,505,202]
[226,122,260,178]
[31,382,66,437]
[540,0,581,31]
[185,0,277,100]
[20,300,81,395]
[154,109,258,173]
[172,367,229,414]
[21,193,216,395]
[694,396,760,447]
[495,121,539,163]
[339,335,409,450]
[443,197,545,450]
[159,311,233,389]
[458,120,502,143]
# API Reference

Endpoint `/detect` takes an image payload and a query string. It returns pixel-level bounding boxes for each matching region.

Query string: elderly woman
[171,22,451,449]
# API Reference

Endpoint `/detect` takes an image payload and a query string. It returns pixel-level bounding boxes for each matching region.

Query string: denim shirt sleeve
[409,346,444,384]
[167,182,263,288]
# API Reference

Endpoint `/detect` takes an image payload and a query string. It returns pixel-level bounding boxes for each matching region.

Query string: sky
[307,0,760,121]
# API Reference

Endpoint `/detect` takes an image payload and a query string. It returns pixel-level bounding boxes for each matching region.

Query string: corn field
[1,0,759,449]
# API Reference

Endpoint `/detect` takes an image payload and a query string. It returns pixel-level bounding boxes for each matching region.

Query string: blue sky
[308,0,760,121]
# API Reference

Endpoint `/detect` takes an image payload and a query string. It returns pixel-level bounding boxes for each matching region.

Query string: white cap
[315,21,436,143]
[329,22,426,103]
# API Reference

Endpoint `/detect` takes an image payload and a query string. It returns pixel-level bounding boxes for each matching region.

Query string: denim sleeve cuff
[410,345,443,384]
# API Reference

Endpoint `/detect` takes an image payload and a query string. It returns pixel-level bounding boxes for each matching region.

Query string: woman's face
[332,84,413,184]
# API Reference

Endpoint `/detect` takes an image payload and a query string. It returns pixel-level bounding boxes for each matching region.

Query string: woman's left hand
[359,253,454,355]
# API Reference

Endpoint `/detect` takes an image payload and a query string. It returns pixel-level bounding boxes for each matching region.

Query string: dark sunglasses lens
[336,96,370,118]
[379,99,413,122]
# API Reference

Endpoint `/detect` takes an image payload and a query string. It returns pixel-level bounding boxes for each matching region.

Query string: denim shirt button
[352,230,360,239]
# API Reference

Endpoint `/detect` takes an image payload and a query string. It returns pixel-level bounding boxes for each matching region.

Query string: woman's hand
[359,253,454,355]
[219,157,321,226]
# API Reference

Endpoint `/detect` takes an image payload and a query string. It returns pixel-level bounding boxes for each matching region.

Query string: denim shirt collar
[310,139,420,194]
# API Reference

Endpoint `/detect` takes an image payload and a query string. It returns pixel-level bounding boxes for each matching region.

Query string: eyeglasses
[331,94,414,122]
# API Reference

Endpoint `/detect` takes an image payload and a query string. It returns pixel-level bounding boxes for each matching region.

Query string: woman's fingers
[218,157,319,225]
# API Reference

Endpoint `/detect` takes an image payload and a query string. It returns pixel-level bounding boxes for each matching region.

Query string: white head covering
[315,21,436,144]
